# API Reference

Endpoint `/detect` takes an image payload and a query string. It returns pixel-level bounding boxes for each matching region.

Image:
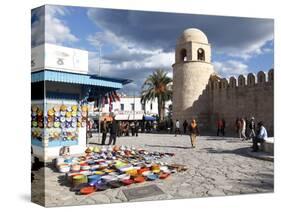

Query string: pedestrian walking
[183,120,188,134]
[216,118,223,136]
[248,117,256,139]
[236,118,242,138]
[101,118,107,145]
[130,121,135,136]
[169,119,174,134]
[252,121,267,152]
[135,121,139,137]
[188,119,200,148]
[175,120,181,136]
[222,118,226,136]
[108,116,118,145]
[241,118,247,141]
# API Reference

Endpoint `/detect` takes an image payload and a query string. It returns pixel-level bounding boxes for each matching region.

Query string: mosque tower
[172,28,215,125]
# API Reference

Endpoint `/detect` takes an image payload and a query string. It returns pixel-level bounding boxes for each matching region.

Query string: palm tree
[141,69,172,122]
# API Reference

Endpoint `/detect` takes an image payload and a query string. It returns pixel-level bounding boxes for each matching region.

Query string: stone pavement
[31,134,274,207]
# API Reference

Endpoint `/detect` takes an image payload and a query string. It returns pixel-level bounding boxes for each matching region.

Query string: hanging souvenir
[66,111,72,118]
[60,104,67,111]
[48,109,55,116]
[60,116,66,122]
[67,106,72,112]
[71,105,78,111]
[37,109,43,116]
[53,105,60,112]
[60,111,66,116]
[31,105,38,112]
[71,110,77,117]
[54,121,60,128]
[81,105,88,112]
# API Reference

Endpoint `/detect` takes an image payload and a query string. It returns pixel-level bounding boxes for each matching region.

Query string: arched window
[197,48,205,61]
[180,48,187,62]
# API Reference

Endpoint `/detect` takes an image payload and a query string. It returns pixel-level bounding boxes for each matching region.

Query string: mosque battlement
[208,69,274,90]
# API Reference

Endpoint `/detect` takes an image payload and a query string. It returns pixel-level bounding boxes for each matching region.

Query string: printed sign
[31,43,88,73]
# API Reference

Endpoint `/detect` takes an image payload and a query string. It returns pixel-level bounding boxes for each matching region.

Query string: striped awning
[31,69,131,89]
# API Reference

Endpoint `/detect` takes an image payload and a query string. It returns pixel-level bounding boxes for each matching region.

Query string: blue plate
[147,174,158,181]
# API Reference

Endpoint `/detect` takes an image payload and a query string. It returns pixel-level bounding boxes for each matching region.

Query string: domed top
[177,28,208,45]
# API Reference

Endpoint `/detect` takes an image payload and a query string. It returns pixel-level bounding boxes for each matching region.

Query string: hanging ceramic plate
[71,105,78,111]
[37,110,43,116]
[38,122,44,128]
[77,111,82,117]
[66,111,72,118]
[54,111,60,117]
[71,121,77,128]
[32,121,38,128]
[60,116,66,122]
[66,117,72,122]
[60,111,66,116]
[71,111,77,117]
[67,106,72,112]
[60,104,67,111]
[53,105,60,112]
[48,109,54,116]
[54,116,60,122]
[82,111,87,117]
[54,122,60,128]
[31,105,38,112]
[81,105,88,112]
[47,122,54,128]
[60,122,66,129]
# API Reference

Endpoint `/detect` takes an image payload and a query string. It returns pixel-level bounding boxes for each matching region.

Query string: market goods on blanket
[54,146,185,195]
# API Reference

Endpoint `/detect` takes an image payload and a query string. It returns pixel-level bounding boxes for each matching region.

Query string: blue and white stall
[31,44,131,161]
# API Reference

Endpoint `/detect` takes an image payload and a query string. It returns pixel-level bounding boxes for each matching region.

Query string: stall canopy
[31,69,132,100]
[31,69,131,88]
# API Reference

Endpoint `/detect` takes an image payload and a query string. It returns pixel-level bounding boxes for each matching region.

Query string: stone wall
[206,69,274,136]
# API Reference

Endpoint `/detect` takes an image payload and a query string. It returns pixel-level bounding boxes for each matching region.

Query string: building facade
[172,28,274,135]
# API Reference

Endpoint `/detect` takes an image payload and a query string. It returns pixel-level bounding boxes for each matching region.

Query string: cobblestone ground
[31,134,274,207]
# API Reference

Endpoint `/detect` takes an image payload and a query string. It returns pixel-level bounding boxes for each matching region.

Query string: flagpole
[98,43,101,144]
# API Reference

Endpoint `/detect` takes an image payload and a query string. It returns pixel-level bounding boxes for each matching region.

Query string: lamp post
[92,41,102,143]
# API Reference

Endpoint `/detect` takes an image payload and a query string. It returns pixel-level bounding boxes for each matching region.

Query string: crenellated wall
[206,69,274,136]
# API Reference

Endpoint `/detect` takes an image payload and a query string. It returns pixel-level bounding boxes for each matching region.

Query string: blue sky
[31,5,274,95]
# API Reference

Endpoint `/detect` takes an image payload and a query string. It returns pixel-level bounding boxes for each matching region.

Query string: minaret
[172,28,214,124]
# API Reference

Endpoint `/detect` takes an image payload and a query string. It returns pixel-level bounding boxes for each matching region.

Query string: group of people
[118,121,140,137]
[100,117,118,145]
[175,119,200,148]
[100,119,141,146]
[236,117,268,152]
[235,117,257,141]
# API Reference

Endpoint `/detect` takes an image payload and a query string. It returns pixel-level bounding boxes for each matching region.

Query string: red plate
[159,173,170,179]
[80,186,96,195]
[134,176,145,183]
[122,179,134,186]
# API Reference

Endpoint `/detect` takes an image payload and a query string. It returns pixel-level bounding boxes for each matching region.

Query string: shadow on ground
[200,146,255,159]
[145,144,193,149]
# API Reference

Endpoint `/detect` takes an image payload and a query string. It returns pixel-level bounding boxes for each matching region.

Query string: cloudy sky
[31,5,274,95]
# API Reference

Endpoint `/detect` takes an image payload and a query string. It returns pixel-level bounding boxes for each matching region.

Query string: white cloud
[87,30,174,76]
[213,60,249,78]
[32,6,78,47]
[45,6,78,45]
